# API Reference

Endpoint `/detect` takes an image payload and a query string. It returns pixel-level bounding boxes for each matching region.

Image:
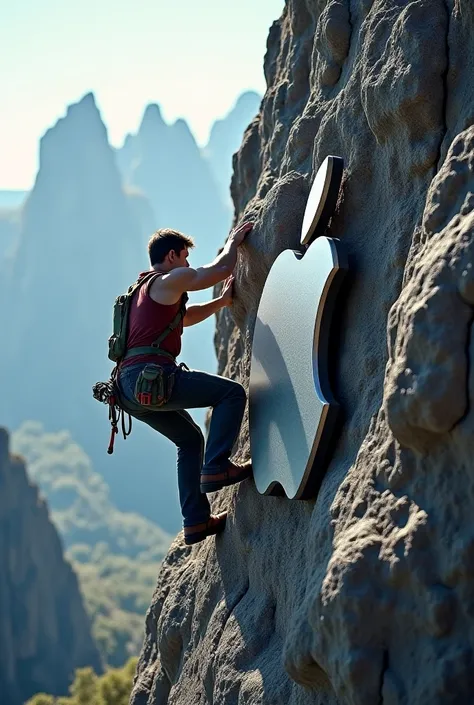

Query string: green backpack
[93,272,188,454]
[108,272,188,364]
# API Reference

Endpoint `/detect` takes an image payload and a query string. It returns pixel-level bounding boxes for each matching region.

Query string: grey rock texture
[131,2,474,704]
[0,427,101,705]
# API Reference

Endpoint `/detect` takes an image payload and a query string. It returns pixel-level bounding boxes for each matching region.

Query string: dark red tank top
[120,271,185,369]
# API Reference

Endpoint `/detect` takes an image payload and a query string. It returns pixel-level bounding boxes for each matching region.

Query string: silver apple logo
[249,156,348,499]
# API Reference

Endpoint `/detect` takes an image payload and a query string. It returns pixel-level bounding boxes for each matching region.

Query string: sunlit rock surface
[131,2,474,703]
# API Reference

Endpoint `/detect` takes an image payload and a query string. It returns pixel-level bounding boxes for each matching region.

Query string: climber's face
[177,247,190,268]
[168,246,190,269]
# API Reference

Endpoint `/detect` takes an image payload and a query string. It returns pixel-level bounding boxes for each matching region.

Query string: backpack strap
[150,292,188,348]
[123,271,157,303]
[132,271,157,290]
[123,275,188,362]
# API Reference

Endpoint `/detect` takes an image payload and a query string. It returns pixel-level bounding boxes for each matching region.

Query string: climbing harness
[92,370,132,454]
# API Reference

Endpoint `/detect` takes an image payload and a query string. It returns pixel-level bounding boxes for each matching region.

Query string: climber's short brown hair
[148,228,195,265]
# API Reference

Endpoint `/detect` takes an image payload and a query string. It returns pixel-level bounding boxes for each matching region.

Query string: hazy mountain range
[0,89,260,533]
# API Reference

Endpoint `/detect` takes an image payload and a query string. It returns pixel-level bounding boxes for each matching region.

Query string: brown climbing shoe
[200,460,253,494]
[183,511,228,546]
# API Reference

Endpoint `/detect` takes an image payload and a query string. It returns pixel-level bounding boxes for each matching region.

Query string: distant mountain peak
[40,92,106,157]
[204,90,262,204]
[207,91,262,146]
[139,103,166,134]
[64,91,100,123]
[235,90,262,108]
[172,117,196,145]
[174,117,190,130]
[75,91,96,108]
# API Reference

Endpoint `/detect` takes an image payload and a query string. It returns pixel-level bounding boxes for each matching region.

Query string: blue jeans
[116,362,247,528]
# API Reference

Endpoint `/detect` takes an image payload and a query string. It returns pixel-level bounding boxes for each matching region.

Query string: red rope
[107,424,118,454]
[107,396,118,455]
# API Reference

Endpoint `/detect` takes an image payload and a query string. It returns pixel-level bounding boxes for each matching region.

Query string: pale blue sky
[1,0,284,189]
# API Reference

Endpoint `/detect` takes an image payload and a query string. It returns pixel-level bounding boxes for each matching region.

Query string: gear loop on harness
[92,369,132,455]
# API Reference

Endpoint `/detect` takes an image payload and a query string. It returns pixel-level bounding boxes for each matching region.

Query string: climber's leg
[164,367,250,490]
[116,364,211,527]
[138,408,212,527]
[117,363,251,511]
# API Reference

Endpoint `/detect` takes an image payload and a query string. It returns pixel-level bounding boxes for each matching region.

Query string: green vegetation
[69,546,158,664]
[11,421,172,561]
[12,421,172,666]
[24,658,137,705]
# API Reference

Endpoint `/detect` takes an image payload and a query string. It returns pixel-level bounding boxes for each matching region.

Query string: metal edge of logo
[295,237,349,500]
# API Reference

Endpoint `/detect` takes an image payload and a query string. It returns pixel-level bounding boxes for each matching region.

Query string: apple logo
[249,156,348,499]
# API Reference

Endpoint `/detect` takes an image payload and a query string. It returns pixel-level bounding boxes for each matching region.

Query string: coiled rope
[92,375,132,454]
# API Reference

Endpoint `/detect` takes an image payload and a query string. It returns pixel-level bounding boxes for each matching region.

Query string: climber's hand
[220,275,235,307]
[229,221,253,247]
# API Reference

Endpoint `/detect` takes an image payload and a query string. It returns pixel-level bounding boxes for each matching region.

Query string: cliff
[0,427,101,705]
[131,1,474,704]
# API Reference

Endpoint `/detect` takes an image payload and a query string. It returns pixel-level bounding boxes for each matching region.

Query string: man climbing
[116,222,253,545]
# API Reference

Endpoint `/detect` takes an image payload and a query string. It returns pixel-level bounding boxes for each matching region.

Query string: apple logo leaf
[249,156,348,500]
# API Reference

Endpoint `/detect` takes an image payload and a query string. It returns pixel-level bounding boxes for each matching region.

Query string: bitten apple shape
[249,156,347,499]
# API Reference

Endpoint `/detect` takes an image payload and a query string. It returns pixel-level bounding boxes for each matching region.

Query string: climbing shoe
[183,511,228,546]
[200,460,253,494]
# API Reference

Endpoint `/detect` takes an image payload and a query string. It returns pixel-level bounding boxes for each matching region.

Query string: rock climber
[116,222,254,545]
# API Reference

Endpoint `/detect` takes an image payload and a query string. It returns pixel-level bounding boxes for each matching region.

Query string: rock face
[0,427,101,705]
[131,1,474,704]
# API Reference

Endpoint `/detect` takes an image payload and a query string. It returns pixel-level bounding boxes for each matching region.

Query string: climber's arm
[183,275,235,327]
[160,222,253,298]
[183,299,225,327]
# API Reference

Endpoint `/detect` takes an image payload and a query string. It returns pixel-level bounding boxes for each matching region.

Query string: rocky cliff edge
[131,2,474,703]
[0,428,102,705]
